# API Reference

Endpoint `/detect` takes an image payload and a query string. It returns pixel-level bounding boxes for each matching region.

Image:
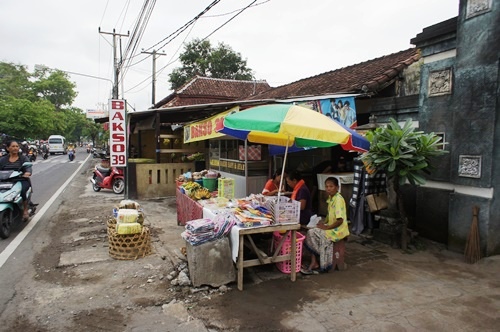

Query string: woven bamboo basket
[108,224,152,260]
[107,217,117,236]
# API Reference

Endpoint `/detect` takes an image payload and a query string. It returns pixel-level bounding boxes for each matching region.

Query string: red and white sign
[109,99,127,167]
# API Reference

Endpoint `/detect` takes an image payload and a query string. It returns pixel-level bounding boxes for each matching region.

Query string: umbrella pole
[277,137,290,199]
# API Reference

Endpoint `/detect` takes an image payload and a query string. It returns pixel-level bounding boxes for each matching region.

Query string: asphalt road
[0,148,93,315]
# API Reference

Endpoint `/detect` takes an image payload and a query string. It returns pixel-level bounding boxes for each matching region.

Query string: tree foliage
[168,38,254,90]
[361,118,447,248]
[32,68,77,110]
[0,62,34,100]
[361,119,446,186]
[0,61,93,142]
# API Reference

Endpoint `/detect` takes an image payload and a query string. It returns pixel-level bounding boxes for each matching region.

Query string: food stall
[177,178,303,290]
[208,139,269,198]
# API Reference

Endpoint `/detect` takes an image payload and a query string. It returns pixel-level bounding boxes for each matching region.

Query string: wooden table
[233,223,301,291]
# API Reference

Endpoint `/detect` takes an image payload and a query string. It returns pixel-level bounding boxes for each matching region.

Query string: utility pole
[141,49,166,105]
[98,28,129,99]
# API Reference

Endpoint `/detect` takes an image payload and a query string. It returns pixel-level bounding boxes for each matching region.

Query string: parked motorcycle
[90,161,125,194]
[93,149,108,159]
[0,162,37,239]
[68,148,75,161]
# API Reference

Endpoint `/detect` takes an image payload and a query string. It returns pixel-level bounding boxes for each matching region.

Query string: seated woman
[302,177,349,274]
[262,168,287,196]
[285,170,312,226]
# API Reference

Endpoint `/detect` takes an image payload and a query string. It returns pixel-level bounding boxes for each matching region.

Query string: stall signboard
[184,106,239,143]
[210,159,245,171]
[109,99,127,167]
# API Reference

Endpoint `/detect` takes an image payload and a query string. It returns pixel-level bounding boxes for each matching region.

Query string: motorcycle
[90,161,125,194]
[28,149,37,162]
[68,148,75,161]
[93,149,108,159]
[0,162,37,239]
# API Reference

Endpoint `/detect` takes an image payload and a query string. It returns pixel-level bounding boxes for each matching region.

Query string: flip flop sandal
[300,268,319,275]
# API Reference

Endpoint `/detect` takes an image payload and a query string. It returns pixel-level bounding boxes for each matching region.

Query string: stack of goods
[264,196,300,224]
[181,213,236,246]
[107,199,151,260]
[217,178,234,199]
[233,198,273,227]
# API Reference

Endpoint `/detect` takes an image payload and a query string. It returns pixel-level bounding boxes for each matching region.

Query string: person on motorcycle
[0,140,32,221]
[21,141,29,156]
[68,143,76,155]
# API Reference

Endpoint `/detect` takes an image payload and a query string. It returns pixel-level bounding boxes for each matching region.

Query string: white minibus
[48,135,67,155]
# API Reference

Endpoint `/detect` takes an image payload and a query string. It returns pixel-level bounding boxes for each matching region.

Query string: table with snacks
[177,174,303,290]
[200,195,302,291]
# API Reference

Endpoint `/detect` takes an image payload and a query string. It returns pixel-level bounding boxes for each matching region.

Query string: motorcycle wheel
[92,175,101,192]
[0,210,12,239]
[112,178,125,194]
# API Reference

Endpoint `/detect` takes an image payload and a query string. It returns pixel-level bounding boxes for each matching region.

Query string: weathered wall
[417,0,499,255]
[450,0,499,256]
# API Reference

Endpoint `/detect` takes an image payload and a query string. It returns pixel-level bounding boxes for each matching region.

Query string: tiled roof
[155,76,271,108]
[248,48,420,100]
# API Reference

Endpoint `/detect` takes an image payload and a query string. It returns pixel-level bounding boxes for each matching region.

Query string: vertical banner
[109,99,127,167]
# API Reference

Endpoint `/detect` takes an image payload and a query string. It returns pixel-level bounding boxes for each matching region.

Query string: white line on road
[0,154,92,268]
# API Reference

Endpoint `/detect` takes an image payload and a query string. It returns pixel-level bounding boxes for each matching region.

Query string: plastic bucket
[202,177,217,191]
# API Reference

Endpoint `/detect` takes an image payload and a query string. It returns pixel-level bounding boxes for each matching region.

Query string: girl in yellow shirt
[302,177,349,273]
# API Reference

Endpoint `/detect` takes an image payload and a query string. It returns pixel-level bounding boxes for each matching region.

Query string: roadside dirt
[1,159,498,331]
[1,160,323,331]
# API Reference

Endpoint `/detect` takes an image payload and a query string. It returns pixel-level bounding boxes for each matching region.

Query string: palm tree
[361,118,447,249]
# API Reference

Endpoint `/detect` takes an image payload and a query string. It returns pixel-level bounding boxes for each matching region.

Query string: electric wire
[124,20,198,95]
[120,0,156,81]
[142,0,221,54]
[123,0,221,70]
[124,1,263,97]
[202,0,257,41]
[152,0,259,78]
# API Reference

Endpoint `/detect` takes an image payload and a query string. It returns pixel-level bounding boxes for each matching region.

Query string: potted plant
[361,118,447,249]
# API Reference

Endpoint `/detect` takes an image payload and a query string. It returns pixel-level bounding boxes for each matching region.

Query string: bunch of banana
[190,187,212,200]
[182,181,201,191]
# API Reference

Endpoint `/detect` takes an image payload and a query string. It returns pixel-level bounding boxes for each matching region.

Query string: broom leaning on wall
[464,206,481,264]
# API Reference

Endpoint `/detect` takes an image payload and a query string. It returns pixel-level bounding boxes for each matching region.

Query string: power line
[124,1,264,96]
[202,0,257,41]
[143,0,221,53]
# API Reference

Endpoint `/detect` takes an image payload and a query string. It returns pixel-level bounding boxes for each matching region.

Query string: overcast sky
[0,0,459,112]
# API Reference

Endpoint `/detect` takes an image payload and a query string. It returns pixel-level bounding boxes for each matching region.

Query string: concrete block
[186,237,236,287]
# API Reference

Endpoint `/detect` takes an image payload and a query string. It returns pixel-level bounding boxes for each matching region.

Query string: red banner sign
[109,99,127,167]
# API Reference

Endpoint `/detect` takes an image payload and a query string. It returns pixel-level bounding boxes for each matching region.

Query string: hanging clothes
[349,157,386,235]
